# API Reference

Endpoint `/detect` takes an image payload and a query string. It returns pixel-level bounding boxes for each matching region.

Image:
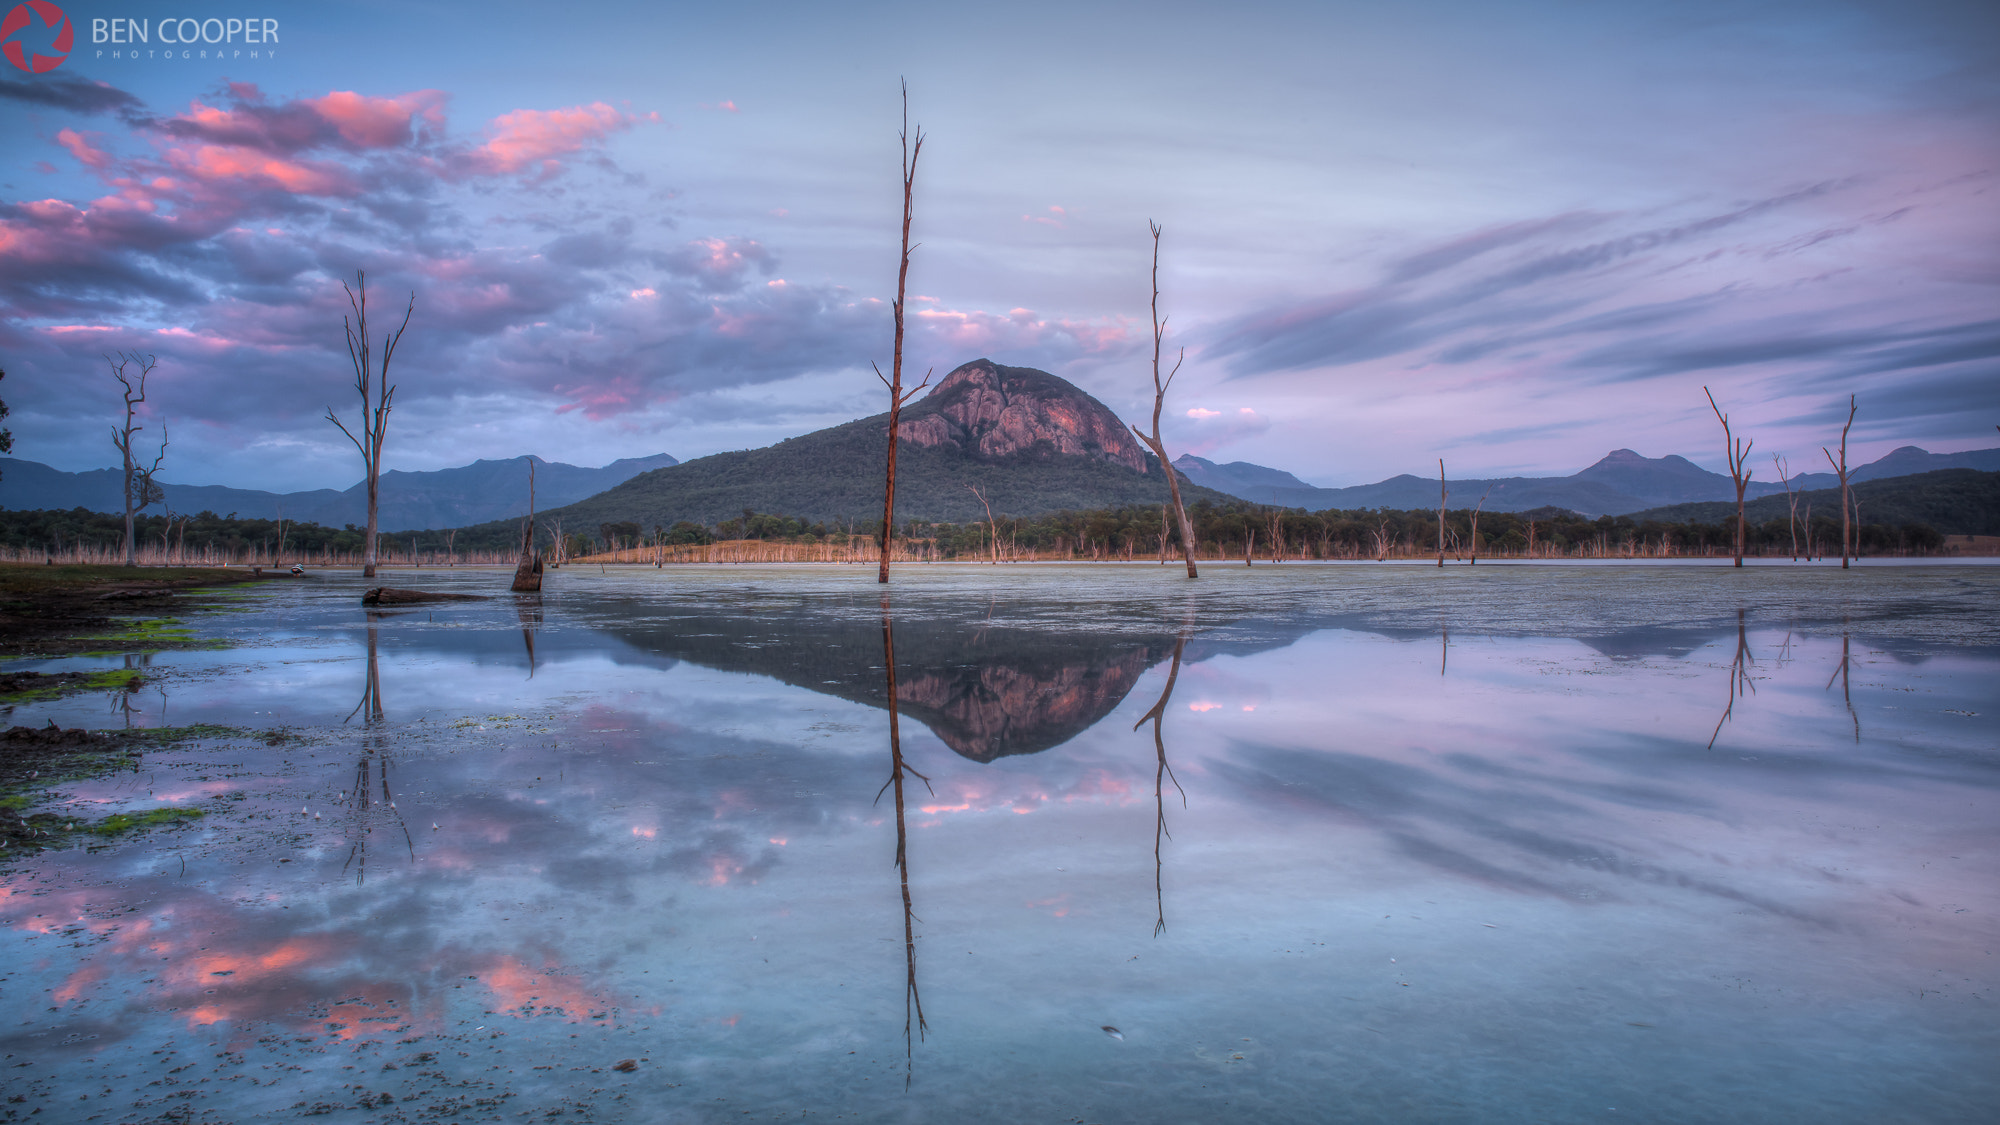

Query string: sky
[1,0,1995,493]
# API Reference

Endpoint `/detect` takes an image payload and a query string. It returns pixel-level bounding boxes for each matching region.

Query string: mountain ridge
[1177,445,2000,517]
[0,453,678,529]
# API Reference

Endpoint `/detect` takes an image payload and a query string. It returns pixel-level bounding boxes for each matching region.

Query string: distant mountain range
[459,358,1234,536]
[1176,446,2000,517]
[0,453,678,529]
[10,354,1996,535]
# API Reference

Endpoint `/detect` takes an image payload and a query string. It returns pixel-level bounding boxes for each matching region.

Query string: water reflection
[1828,627,1859,742]
[1,568,1994,1122]
[590,605,1181,762]
[878,597,930,1078]
[1707,608,1757,749]
[340,617,413,884]
[517,595,542,677]
[1131,630,1190,937]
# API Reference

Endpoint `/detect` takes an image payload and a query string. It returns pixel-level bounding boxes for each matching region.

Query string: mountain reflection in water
[594,603,1183,762]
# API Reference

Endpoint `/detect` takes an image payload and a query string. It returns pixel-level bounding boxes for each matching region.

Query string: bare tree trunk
[968,484,999,564]
[1823,395,1856,570]
[107,352,166,567]
[1774,454,1798,560]
[1469,485,1491,565]
[327,271,414,579]
[512,457,542,592]
[1436,459,1448,567]
[1129,222,1198,578]
[1705,387,1754,567]
[876,83,931,585]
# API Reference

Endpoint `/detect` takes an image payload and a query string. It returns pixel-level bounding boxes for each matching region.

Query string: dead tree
[1128,221,1198,578]
[1436,459,1448,567]
[1265,507,1284,562]
[326,270,414,579]
[968,484,999,564]
[1704,387,1754,567]
[1468,485,1491,565]
[107,352,167,567]
[512,457,543,592]
[1822,395,1856,569]
[1772,454,1799,561]
[875,82,932,585]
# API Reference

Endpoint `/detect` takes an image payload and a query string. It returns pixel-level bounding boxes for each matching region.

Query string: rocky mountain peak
[898,359,1149,474]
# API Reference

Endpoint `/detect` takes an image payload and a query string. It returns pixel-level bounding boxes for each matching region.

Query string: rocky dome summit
[899,359,1149,473]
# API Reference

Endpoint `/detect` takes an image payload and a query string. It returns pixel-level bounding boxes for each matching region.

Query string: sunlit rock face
[899,359,1149,473]
[894,649,1157,763]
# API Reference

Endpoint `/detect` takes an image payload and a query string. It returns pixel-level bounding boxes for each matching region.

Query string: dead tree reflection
[1825,627,1859,743]
[1707,609,1756,750]
[342,617,414,884]
[877,596,932,1079]
[1132,631,1189,937]
[516,597,542,678]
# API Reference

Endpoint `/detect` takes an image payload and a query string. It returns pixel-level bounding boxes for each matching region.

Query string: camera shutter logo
[1,0,71,73]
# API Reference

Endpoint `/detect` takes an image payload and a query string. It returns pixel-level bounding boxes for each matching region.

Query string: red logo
[1,1,71,73]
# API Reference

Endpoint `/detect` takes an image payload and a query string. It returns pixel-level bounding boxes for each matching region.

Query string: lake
[2,562,1995,1123]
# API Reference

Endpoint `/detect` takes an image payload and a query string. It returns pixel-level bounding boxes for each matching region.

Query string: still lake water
[1,563,1995,1123]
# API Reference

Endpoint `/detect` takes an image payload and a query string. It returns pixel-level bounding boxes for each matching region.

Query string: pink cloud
[472,102,648,176]
[55,128,112,169]
[163,144,358,196]
[305,90,450,148]
[910,304,1133,355]
[699,100,740,113]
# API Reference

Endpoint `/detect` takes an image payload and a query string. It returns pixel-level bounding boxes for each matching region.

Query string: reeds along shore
[3,533,1983,568]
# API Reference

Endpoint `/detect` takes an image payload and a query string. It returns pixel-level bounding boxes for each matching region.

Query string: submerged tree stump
[361,587,487,606]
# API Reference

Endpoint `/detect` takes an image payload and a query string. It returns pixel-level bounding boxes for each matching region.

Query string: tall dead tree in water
[1704,387,1753,567]
[1435,460,1448,567]
[876,82,931,584]
[1773,454,1800,560]
[327,271,414,579]
[1468,485,1492,564]
[108,352,167,567]
[511,457,543,592]
[1129,222,1198,578]
[1822,395,1856,569]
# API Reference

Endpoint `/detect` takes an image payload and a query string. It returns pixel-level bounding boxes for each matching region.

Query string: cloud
[1206,184,1846,378]
[0,83,656,322]
[0,73,144,117]
[465,102,650,177]
[1175,404,1271,455]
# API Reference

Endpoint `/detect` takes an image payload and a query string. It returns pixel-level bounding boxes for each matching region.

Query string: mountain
[1628,469,2000,537]
[1849,445,2000,482]
[1178,445,2000,517]
[1172,456,1317,502]
[491,359,1233,532]
[0,453,678,529]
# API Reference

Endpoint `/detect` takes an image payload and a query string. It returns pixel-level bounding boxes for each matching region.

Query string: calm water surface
[1,564,1995,1123]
